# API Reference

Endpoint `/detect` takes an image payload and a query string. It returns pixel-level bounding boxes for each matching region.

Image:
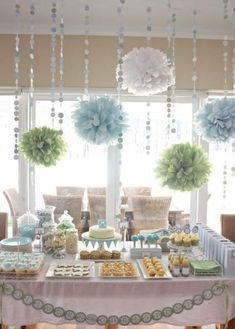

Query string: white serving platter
[46,261,95,279]
[98,261,140,278]
[137,259,172,280]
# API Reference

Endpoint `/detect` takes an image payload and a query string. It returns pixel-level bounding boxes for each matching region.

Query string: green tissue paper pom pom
[20,127,67,167]
[155,143,211,192]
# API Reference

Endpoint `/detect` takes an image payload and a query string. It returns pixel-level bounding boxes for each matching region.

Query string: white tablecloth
[2,253,235,326]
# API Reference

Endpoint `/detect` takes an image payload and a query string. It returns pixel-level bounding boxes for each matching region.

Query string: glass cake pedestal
[81,232,122,251]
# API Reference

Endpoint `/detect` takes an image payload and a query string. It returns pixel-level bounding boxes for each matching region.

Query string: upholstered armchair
[87,195,106,226]
[3,188,20,235]
[129,196,172,235]
[56,186,85,197]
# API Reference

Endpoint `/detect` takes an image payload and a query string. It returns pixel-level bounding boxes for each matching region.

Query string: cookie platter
[46,261,95,279]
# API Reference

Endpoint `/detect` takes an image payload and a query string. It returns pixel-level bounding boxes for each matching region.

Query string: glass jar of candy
[57,210,75,231]
[66,229,78,254]
[17,211,39,240]
[52,229,66,258]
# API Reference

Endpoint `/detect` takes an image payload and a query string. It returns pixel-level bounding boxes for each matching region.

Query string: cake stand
[167,241,202,259]
[81,232,122,251]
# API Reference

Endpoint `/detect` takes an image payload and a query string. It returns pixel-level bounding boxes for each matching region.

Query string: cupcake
[191,234,199,246]
[174,235,182,246]
[182,236,191,247]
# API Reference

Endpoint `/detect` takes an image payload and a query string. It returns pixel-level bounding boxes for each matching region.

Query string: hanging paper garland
[118,47,175,96]
[20,127,67,167]
[155,143,211,192]
[73,96,128,145]
[195,97,235,143]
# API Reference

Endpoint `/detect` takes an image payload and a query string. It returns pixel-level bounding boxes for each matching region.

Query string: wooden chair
[0,212,8,240]
[87,187,106,196]
[56,186,85,197]
[220,214,235,243]
[88,195,106,225]
[130,196,172,235]
[42,194,83,230]
[3,188,19,235]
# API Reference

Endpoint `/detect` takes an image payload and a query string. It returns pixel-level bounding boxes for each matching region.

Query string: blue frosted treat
[138,234,145,248]
[131,235,138,248]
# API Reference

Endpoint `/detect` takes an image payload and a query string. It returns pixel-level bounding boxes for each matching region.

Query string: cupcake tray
[46,261,95,279]
[137,259,172,280]
[167,241,195,251]
[0,263,44,277]
[0,252,44,277]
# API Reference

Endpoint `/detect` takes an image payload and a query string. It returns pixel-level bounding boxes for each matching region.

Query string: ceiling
[0,0,234,39]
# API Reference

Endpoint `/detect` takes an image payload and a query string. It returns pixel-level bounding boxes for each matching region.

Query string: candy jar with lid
[57,210,75,231]
[17,211,39,240]
[37,205,55,231]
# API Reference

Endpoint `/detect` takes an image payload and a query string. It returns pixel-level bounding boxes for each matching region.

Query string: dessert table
[1,244,235,328]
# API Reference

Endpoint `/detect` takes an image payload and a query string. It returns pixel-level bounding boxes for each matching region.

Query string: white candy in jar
[66,229,78,254]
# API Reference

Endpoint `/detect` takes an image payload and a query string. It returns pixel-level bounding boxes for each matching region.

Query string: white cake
[89,224,115,239]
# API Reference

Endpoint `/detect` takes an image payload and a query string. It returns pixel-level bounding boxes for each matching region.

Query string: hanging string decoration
[73,96,128,145]
[166,0,172,139]
[233,5,235,91]
[29,1,35,119]
[192,9,198,99]
[58,0,64,135]
[84,3,90,97]
[20,127,67,167]
[170,12,176,134]
[50,2,57,126]
[195,98,235,143]
[116,0,125,150]
[119,47,175,96]
[155,143,211,192]
[145,5,152,155]
[13,2,21,160]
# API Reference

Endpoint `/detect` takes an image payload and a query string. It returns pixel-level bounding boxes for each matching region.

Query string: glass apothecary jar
[52,229,66,250]
[57,210,75,231]
[66,229,78,254]
[42,225,55,254]
[37,205,55,230]
[17,211,39,240]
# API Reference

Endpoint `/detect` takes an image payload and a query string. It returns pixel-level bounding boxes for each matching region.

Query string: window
[32,93,193,217]
[0,95,19,212]
[34,99,107,209]
[121,100,193,213]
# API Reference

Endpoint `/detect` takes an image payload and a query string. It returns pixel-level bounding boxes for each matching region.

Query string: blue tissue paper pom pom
[72,96,128,145]
[195,97,235,143]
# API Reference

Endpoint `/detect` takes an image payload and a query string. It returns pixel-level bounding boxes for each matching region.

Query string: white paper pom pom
[118,47,175,96]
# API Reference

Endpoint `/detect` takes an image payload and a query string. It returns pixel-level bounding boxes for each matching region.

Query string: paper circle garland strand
[20,127,67,167]
[73,96,128,145]
[195,97,235,143]
[118,47,175,96]
[155,143,211,192]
